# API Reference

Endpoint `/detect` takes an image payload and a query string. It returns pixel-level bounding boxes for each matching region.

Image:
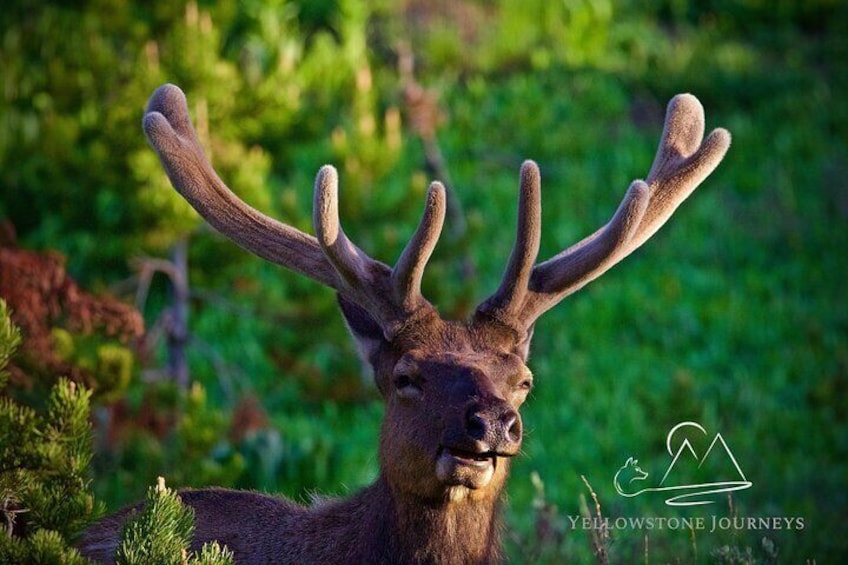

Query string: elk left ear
[337,294,388,367]
[513,325,535,361]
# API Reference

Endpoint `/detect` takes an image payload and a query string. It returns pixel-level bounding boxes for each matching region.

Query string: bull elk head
[81,84,729,564]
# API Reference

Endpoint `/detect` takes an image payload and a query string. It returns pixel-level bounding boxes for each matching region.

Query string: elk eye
[516,377,534,392]
[394,373,423,401]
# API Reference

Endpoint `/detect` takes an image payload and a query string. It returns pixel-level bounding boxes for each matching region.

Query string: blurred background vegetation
[1,0,846,562]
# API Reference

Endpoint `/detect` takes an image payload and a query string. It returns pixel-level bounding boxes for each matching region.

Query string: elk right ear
[337,294,388,369]
[513,325,534,362]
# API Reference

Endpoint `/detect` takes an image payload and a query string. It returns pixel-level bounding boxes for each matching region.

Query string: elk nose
[466,405,522,453]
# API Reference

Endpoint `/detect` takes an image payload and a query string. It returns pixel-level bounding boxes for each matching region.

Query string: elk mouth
[435,446,497,489]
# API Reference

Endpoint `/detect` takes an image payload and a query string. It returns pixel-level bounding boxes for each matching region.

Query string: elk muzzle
[465,402,522,455]
[436,401,522,489]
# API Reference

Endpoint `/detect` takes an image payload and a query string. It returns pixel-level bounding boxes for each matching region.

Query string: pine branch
[116,477,233,565]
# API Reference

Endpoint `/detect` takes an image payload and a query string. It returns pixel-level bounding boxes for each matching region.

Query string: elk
[79,84,730,564]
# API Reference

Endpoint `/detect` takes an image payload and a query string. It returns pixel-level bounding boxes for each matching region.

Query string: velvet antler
[476,94,730,336]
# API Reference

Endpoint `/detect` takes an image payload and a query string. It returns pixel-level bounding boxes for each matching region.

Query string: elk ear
[337,294,388,367]
[513,325,535,361]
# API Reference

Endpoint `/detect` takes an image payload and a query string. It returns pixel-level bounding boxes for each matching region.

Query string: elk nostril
[466,413,487,440]
[502,411,521,444]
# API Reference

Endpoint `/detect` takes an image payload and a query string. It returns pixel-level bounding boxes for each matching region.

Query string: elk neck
[321,473,506,564]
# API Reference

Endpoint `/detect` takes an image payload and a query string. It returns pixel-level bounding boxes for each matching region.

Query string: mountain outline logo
[614,421,752,507]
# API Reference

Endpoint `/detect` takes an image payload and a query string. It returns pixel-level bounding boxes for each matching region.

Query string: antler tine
[312,165,406,333]
[478,161,542,322]
[391,181,447,313]
[143,84,339,288]
[312,165,381,288]
[477,93,730,335]
[633,94,731,250]
[313,165,445,337]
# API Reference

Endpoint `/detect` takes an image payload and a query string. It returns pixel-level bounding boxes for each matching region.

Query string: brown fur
[80,316,528,565]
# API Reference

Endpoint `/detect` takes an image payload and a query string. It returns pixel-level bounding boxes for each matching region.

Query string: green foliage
[94,344,136,404]
[49,328,136,404]
[0,304,102,562]
[94,382,245,507]
[0,301,21,390]
[95,379,380,506]
[116,477,233,565]
[0,377,102,538]
[253,401,381,497]
[0,529,92,565]
[0,307,235,564]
